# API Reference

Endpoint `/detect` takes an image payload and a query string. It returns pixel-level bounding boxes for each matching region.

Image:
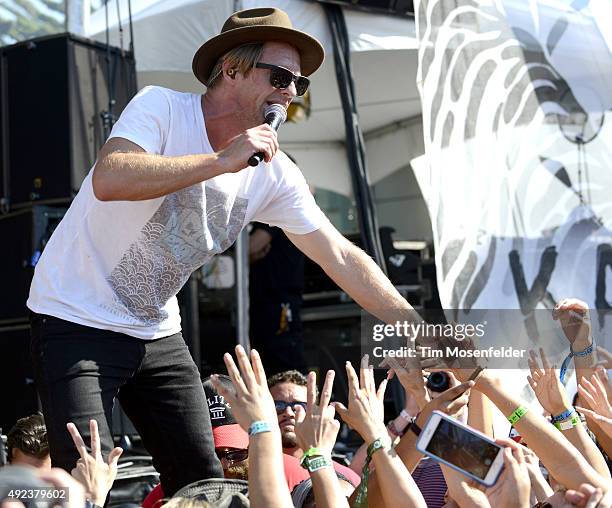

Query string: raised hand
[67,419,123,506]
[577,369,612,420]
[527,348,571,416]
[212,345,278,431]
[333,355,388,444]
[565,483,612,508]
[596,346,612,370]
[294,370,340,456]
[419,380,474,421]
[553,298,592,350]
[39,467,86,508]
[381,356,430,410]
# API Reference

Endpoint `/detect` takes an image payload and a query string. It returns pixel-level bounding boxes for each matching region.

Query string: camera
[426,371,450,392]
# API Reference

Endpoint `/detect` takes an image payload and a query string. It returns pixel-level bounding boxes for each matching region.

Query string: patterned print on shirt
[107,184,248,325]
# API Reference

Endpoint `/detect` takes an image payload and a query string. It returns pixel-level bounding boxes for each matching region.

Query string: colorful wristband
[551,407,575,423]
[303,455,332,473]
[507,406,529,425]
[248,420,273,436]
[300,446,324,467]
[554,414,581,431]
[560,341,594,384]
[367,437,385,458]
[354,438,385,508]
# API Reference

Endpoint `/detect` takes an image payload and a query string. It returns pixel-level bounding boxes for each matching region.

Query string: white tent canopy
[86,0,426,198]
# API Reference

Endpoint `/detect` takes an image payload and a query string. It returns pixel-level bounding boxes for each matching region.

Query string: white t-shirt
[27,86,325,340]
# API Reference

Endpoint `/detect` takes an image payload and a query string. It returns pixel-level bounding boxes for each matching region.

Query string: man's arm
[286,221,421,324]
[92,123,279,201]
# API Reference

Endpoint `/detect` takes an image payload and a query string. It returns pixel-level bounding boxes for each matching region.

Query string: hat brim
[173,478,249,501]
[192,25,324,85]
[213,423,249,449]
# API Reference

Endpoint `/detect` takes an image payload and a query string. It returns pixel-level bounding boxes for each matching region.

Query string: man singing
[27,7,417,495]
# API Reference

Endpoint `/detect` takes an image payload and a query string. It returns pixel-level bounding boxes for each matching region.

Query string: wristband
[560,341,594,384]
[407,418,422,437]
[302,455,332,473]
[399,409,412,421]
[551,407,575,423]
[248,420,273,436]
[507,405,529,425]
[367,437,385,458]
[554,413,581,431]
[300,446,325,468]
[387,420,403,438]
[355,438,385,508]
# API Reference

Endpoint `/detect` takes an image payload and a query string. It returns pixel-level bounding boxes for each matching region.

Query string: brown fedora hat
[192,7,324,86]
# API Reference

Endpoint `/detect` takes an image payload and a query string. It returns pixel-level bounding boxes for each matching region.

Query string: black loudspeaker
[0,205,67,324]
[0,325,39,434]
[314,0,414,17]
[0,33,137,206]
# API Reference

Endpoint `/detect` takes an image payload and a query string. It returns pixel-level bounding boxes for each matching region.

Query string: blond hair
[207,43,265,88]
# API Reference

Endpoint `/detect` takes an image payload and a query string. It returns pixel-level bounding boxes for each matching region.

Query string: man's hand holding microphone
[218,104,287,172]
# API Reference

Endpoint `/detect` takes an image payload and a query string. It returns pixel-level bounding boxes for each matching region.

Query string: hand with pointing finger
[67,419,123,506]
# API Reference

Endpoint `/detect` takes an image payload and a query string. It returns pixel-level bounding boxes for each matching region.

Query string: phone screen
[426,419,501,480]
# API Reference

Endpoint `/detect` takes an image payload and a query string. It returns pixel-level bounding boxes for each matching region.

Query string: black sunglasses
[216,448,248,464]
[274,400,308,413]
[255,63,310,96]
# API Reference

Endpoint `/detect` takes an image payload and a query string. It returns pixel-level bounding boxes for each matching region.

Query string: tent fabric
[86,0,418,61]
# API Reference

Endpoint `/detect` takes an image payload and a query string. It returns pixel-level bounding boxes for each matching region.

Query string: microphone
[248,103,287,167]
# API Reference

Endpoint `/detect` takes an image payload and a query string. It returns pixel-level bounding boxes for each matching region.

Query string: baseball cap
[203,375,249,450]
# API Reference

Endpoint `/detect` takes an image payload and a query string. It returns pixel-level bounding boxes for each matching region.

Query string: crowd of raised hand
[2,297,612,508]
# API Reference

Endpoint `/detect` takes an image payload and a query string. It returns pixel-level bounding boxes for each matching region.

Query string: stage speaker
[314,0,414,17]
[0,325,39,434]
[0,33,137,207]
[0,205,67,324]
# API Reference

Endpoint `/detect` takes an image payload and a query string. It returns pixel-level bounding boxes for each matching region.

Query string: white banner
[414,0,612,346]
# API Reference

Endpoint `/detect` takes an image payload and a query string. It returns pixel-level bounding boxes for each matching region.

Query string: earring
[227,69,235,78]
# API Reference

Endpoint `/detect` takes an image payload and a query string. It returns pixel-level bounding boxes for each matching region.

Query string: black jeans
[30,313,223,495]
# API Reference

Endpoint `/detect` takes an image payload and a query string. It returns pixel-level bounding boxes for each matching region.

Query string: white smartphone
[416,410,505,487]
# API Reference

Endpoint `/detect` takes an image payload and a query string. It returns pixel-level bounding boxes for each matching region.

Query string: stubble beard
[281,429,298,450]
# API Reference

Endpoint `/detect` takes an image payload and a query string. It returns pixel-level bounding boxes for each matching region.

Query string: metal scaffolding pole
[235,228,250,352]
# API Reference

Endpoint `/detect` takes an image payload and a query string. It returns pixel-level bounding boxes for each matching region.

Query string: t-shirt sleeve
[253,154,327,235]
[107,86,170,154]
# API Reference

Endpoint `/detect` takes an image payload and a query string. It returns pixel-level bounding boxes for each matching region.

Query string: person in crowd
[142,374,312,508]
[292,369,354,507]
[267,370,360,487]
[12,297,611,508]
[212,346,299,508]
[5,414,50,471]
[0,464,86,508]
[349,358,451,508]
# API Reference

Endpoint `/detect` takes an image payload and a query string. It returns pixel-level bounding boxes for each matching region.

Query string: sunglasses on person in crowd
[255,63,310,96]
[216,448,249,464]
[274,400,308,413]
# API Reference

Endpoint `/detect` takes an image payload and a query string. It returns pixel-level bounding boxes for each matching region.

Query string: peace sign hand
[67,419,123,506]
[294,370,340,456]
